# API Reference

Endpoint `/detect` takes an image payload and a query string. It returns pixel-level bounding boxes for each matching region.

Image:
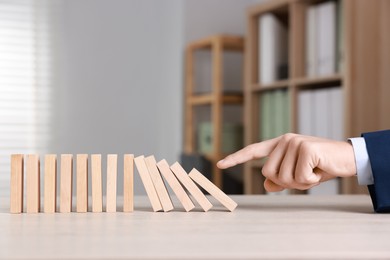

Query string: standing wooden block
[44,154,57,213]
[145,156,174,212]
[76,154,88,213]
[189,168,237,212]
[26,154,40,213]
[91,154,103,213]
[10,154,24,214]
[60,154,73,213]
[106,154,117,213]
[123,154,134,212]
[170,162,212,212]
[134,156,162,212]
[156,159,195,212]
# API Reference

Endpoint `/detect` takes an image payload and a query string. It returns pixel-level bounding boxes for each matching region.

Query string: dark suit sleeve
[362,130,390,213]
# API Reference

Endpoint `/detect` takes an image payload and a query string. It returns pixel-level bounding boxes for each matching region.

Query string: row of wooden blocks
[10,154,237,213]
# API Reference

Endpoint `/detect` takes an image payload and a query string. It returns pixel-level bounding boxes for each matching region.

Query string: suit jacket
[362,130,390,213]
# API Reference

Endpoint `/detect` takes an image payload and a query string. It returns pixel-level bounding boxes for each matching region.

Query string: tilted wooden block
[44,154,57,213]
[106,154,118,213]
[145,156,174,212]
[134,156,162,212]
[26,154,40,213]
[189,168,237,212]
[60,154,73,213]
[10,154,24,214]
[156,159,195,212]
[91,154,103,213]
[170,162,212,212]
[76,154,88,213]
[123,154,134,212]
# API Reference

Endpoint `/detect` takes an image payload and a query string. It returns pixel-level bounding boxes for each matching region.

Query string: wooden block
[10,154,24,213]
[76,154,88,213]
[26,154,40,213]
[60,154,73,213]
[189,168,237,212]
[156,159,195,212]
[44,154,57,213]
[134,156,162,212]
[123,154,134,212]
[145,156,174,212]
[106,154,117,213]
[91,154,103,213]
[170,162,212,212]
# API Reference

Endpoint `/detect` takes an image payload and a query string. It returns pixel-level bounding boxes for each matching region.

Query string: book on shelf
[198,122,243,154]
[258,13,288,85]
[306,0,339,77]
[298,86,344,195]
[259,89,290,141]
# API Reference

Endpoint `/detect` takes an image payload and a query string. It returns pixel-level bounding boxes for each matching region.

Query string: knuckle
[262,164,277,178]
[245,144,256,154]
[282,133,296,142]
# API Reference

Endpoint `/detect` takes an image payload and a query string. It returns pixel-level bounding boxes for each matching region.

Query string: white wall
[50,0,183,195]
[49,0,264,196]
[184,0,263,43]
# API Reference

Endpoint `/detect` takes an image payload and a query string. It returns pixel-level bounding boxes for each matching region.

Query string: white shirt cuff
[349,137,374,185]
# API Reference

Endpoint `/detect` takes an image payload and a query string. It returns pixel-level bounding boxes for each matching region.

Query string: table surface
[1,195,390,259]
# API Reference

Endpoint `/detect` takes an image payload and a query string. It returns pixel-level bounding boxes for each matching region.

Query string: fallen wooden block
[156,159,195,212]
[145,156,174,212]
[134,156,162,212]
[170,162,212,212]
[189,168,237,212]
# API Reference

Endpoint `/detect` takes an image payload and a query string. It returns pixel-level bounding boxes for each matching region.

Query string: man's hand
[217,133,357,192]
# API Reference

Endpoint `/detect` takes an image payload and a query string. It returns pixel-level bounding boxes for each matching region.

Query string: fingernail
[217,159,224,164]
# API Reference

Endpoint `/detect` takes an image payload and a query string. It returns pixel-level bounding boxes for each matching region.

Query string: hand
[217,133,357,192]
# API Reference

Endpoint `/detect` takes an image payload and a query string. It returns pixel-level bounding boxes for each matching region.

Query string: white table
[1,195,389,259]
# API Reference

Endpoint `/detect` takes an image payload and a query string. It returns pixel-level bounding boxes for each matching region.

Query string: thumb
[264,178,285,192]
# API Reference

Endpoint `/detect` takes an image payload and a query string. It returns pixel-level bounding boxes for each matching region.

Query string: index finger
[217,136,281,169]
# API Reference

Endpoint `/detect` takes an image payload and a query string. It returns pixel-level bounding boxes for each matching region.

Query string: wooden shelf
[187,35,244,51]
[185,35,245,190]
[251,79,290,92]
[293,74,343,88]
[248,0,290,17]
[189,93,243,106]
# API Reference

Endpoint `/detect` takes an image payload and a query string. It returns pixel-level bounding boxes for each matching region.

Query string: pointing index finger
[217,137,281,169]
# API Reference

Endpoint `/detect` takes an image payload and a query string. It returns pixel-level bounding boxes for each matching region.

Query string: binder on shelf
[305,6,317,77]
[258,13,288,84]
[305,1,338,77]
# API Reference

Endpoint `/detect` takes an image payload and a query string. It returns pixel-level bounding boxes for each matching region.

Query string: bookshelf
[244,0,390,194]
[184,35,244,189]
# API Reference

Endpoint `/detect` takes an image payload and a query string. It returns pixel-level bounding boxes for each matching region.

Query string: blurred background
[1,0,389,199]
[0,0,260,198]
